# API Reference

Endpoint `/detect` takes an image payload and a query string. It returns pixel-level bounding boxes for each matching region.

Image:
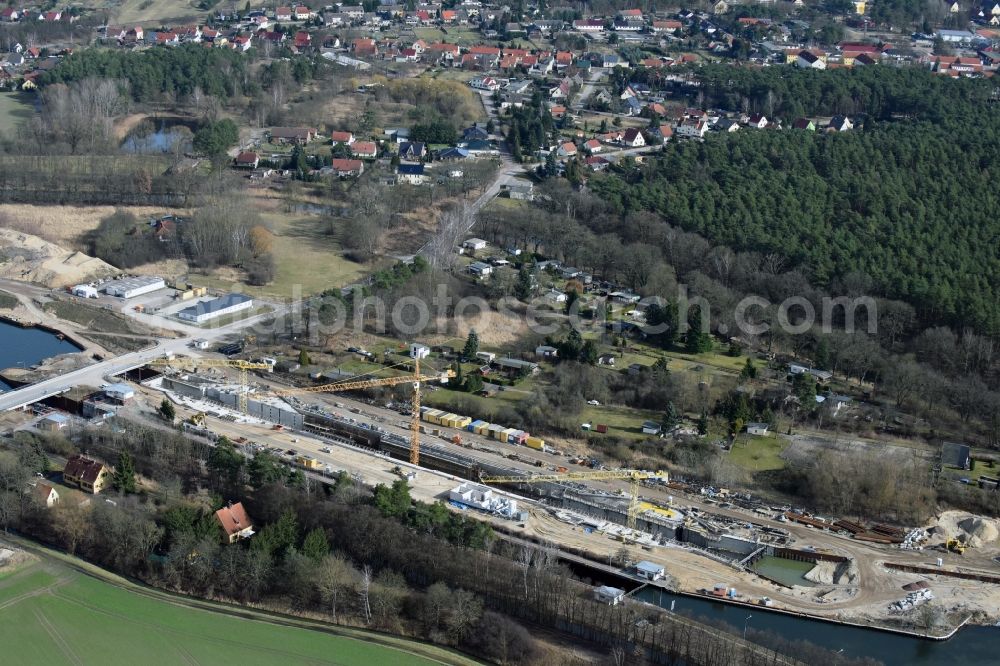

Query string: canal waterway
[635,586,999,665]
[0,321,81,390]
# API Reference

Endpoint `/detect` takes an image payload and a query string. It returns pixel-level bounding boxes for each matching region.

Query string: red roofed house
[352,38,377,56]
[275,7,293,21]
[555,51,573,66]
[331,158,365,177]
[351,141,377,158]
[32,482,60,508]
[294,31,311,48]
[216,502,255,543]
[652,20,682,33]
[235,151,260,168]
[620,8,642,17]
[573,19,604,32]
[233,35,252,51]
[331,131,355,145]
[40,11,61,22]
[294,6,311,20]
[550,105,567,119]
[584,138,602,153]
[156,32,180,45]
[1,8,20,21]
[63,455,111,494]
[557,141,577,157]
[441,9,457,22]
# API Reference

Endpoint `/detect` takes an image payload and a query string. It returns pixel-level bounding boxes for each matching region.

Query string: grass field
[0,91,35,132]
[198,212,367,299]
[0,545,479,666]
[42,301,142,336]
[728,435,789,472]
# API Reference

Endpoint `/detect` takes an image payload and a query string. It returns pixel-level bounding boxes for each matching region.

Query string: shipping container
[469,419,487,432]
[475,422,492,435]
[596,424,608,433]
[525,436,545,450]
[502,427,518,443]
[453,416,472,429]
[487,424,506,440]
[509,429,528,445]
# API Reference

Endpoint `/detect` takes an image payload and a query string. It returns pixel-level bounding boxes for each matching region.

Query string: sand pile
[0,229,117,287]
[929,511,1000,548]
[805,560,859,585]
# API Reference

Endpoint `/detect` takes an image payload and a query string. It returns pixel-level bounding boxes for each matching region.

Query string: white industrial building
[594,585,626,605]
[71,284,98,298]
[102,276,166,298]
[102,383,135,403]
[634,560,665,581]
[177,294,253,324]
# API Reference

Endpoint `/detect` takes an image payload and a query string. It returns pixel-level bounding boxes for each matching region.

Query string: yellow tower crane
[148,357,273,414]
[271,356,454,466]
[479,469,668,531]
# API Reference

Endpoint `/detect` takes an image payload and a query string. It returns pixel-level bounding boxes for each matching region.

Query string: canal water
[635,587,999,665]
[0,321,81,391]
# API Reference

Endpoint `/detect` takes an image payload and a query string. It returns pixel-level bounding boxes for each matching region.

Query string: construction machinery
[271,356,454,466]
[946,538,966,554]
[479,469,669,531]
[148,357,272,414]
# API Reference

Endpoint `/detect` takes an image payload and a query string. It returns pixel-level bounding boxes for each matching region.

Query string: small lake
[635,586,1000,665]
[751,555,817,587]
[0,320,82,391]
[121,120,193,154]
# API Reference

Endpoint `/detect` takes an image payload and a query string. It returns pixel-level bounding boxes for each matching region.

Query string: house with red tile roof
[352,38,377,56]
[275,7,293,21]
[351,141,377,158]
[331,158,364,176]
[235,151,260,168]
[216,502,255,543]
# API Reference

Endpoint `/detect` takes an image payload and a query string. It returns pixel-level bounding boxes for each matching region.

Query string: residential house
[676,117,708,138]
[506,182,534,200]
[827,116,853,131]
[796,50,826,69]
[535,345,558,358]
[584,139,602,153]
[398,141,426,159]
[792,118,816,131]
[545,289,568,303]
[234,151,260,168]
[585,155,611,171]
[269,126,317,144]
[330,158,364,177]
[462,125,490,142]
[216,502,255,543]
[942,442,972,470]
[31,482,60,508]
[642,420,661,435]
[40,11,62,22]
[396,163,425,184]
[40,413,69,432]
[156,31,180,46]
[747,114,768,129]
[652,19,682,33]
[715,118,740,132]
[351,141,378,158]
[275,7,293,21]
[746,422,769,436]
[622,128,645,147]
[470,75,501,91]
[0,8,19,22]
[493,357,539,376]
[437,147,470,161]
[598,353,616,366]
[294,5,311,20]
[573,19,605,32]
[63,455,111,494]
[557,141,577,157]
[463,238,488,251]
[293,31,311,48]
[330,131,355,145]
[351,38,377,56]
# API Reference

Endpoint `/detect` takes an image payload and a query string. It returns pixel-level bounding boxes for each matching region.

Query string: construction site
[128,353,1000,637]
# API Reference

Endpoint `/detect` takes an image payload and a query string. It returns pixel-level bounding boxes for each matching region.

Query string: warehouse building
[102,276,166,298]
[71,284,98,298]
[177,294,253,324]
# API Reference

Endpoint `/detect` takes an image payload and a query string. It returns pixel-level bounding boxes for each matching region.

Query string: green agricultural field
[0,91,35,131]
[0,546,480,666]
[728,435,789,472]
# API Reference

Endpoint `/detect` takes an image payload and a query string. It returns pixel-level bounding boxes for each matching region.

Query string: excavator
[945,538,966,554]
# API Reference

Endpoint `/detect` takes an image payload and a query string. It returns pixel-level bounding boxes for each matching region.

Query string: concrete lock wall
[206,388,303,429]
[162,377,209,399]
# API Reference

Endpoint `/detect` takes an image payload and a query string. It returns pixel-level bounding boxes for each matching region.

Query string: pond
[0,320,82,391]
[121,119,193,154]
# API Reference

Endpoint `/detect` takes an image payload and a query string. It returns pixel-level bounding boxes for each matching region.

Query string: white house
[463,238,488,251]
[746,422,769,436]
[676,117,708,138]
[594,585,626,605]
[796,51,826,69]
[635,561,665,581]
[410,343,430,359]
